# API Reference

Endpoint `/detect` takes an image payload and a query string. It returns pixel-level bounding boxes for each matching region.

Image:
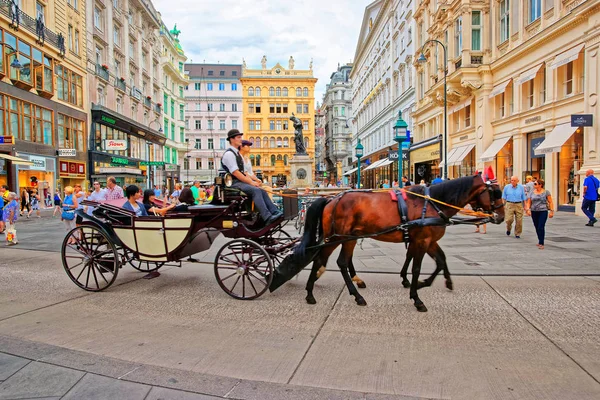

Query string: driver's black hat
[227,129,243,141]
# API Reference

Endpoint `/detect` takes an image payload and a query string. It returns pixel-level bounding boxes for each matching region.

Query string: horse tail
[295,197,329,257]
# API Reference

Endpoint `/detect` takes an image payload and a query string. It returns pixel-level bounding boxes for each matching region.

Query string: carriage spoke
[90,263,100,290]
[219,255,239,265]
[242,275,245,298]
[67,244,88,258]
[247,270,266,283]
[67,261,84,271]
[247,275,259,296]
[229,275,241,292]
[75,264,87,281]
[85,264,91,288]
[215,265,239,270]
[93,264,110,284]
[220,272,238,282]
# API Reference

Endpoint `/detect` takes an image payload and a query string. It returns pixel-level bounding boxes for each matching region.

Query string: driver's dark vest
[221,148,245,181]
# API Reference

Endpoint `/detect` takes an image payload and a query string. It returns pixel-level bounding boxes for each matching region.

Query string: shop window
[56,65,83,107]
[58,114,85,151]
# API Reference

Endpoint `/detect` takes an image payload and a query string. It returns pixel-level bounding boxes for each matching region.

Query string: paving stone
[227,380,366,400]
[0,361,84,399]
[145,386,223,399]
[0,353,29,381]
[62,373,151,400]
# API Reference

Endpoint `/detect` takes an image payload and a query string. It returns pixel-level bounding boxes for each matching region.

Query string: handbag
[62,209,75,220]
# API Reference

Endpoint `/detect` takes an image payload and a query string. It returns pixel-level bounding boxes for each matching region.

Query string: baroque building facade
[413,0,600,214]
[183,63,242,183]
[0,0,88,196]
[350,0,416,189]
[240,57,316,186]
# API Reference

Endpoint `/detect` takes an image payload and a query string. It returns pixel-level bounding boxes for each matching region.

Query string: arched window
[283,155,288,166]
[248,87,254,96]
[283,137,289,147]
[263,137,269,148]
[256,154,261,166]
[255,138,261,148]
[270,137,276,148]
[255,87,261,96]
[271,154,276,166]
[282,87,288,96]
[249,137,254,145]
[276,137,282,147]
[276,154,282,161]
[296,87,302,97]
[269,87,274,96]
[303,87,308,97]
[304,137,309,149]
[250,154,255,166]
[276,87,281,96]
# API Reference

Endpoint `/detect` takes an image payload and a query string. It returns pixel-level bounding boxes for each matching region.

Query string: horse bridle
[471,181,504,220]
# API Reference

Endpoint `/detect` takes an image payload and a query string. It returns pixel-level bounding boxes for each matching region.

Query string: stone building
[183,63,242,183]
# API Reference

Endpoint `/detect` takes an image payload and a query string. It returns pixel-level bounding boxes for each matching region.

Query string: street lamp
[355,139,363,189]
[418,39,448,180]
[394,110,408,188]
[147,119,163,189]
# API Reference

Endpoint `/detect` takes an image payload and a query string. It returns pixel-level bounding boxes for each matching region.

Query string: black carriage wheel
[214,238,273,300]
[128,260,165,273]
[61,225,119,292]
[265,229,294,266]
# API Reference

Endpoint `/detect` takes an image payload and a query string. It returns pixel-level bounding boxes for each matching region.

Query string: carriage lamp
[355,139,364,189]
[394,111,408,188]
[224,173,233,187]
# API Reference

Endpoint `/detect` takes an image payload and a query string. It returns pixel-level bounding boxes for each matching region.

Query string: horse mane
[425,176,478,206]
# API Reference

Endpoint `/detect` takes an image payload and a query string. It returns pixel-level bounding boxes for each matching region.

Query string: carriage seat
[223,187,248,197]
[188,204,230,211]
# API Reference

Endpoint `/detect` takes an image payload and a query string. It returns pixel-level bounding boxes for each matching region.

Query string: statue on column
[261,55,267,69]
[290,113,307,155]
[242,58,246,70]
[309,58,313,71]
[289,56,295,70]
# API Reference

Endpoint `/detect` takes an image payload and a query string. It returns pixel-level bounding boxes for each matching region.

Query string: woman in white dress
[239,140,262,185]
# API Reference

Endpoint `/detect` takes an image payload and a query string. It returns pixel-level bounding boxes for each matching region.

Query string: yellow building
[0,0,88,195]
[241,58,316,185]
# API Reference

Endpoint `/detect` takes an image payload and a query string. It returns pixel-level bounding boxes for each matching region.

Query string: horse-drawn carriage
[61,175,297,300]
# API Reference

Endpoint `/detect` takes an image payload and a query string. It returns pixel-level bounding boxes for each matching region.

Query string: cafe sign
[103,139,128,151]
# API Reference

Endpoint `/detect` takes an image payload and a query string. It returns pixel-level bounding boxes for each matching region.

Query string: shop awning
[451,97,473,114]
[378,159,394,167]
[489,80,511,98]
[439,147,461,168]
[551,44,584,70]
[363,158,388,171]
[0,153,34,165]
[535,123,578,155]
[480,137,512,162]
[517,64,543,85]
[343,167,358,176]
[447,144,475,166]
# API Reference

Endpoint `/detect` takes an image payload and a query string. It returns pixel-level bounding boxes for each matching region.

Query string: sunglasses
[533,183,539,186]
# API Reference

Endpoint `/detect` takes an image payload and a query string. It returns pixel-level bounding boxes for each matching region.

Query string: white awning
[378,159,394,167]
[439,147,461,168]
[489,80,511,98]
[535,123,578,155]
[551,44,584,70]
[0,153,34,165]
[480,137,512,162]
[343,167,358,176]
[447,144,476,166]
[363,158,387,171]
[451,97,473,114]
[517,64,543,85]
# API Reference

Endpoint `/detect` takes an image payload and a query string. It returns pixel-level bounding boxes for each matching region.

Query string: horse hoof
[417,280,429,289]
[306,296,317,305]
[446,281,454,291]
[356,298,367,306]
[357,281,366,289]
[415,303,428,312]
[401,280,411,288]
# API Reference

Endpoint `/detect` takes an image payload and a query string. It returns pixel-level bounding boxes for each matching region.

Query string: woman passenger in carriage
[122,185,147,217]
[142,189,177,216]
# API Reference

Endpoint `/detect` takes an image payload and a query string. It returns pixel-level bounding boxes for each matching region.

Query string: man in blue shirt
[502,175,527,238]
[581,169,599,227]
[431,175,443,185]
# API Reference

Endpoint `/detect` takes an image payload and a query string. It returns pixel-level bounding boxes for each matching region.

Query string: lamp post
[394,111,408,188]
[148,119,163,190]
[355,139,364,189]
[418,39,448,180]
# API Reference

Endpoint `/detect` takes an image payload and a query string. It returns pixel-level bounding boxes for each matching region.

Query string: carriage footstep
[143,271,161,279]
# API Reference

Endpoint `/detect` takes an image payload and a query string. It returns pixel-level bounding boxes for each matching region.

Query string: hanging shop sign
[571,114,593,127]
[58,149,77,157]
[0,136,14,144]
[103,139,128,151]
[59,161,86,177]
[140,161,166,166]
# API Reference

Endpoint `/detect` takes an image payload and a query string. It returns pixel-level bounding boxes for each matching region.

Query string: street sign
[58,149,76,157]
[0,136,14,144]
[571,114,593,127]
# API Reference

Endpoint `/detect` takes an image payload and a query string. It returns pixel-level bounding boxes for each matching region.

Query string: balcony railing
[95,64,109,81]
[115,78,126,92]
[144,97,152,108]
[471,55,483,65]
[0,0,65,57]
[154,104,162,113]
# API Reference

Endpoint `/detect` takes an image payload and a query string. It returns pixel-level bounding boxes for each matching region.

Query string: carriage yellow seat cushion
[114,217,193,257]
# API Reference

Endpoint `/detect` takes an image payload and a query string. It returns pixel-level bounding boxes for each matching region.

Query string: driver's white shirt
[222,145,241,174]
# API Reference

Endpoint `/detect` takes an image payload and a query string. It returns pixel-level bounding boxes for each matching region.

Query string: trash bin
[282,189,298,220]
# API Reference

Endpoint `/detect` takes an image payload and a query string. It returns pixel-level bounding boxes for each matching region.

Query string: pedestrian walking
[61,186,78,244]
[0,184,9,234]
[524,175,535,198]
[581,169,599,227]
[52,190,62,217]
[105,176,125,201]
[20,188,30,217]
[169,183,182,204]
[3,192,19,245]
[525,178,554,249]
[27,189,41,218]
[502,175,527,238]
[402,176,414,186]
[432,175,443,185]
[86,181,107,216]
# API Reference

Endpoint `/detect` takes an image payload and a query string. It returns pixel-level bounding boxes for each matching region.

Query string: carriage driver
[221,129,283,225]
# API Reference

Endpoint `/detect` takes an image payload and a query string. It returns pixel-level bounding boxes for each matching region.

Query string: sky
[153,0,373,103]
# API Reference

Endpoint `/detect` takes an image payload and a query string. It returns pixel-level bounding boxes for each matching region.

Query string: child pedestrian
[28,189,41,218]
[3,192,19,245]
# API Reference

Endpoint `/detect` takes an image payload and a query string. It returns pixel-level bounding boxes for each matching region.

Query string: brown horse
[295,174,504,312]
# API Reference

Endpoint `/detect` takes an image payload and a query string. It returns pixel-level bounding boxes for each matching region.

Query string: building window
[269,87,275,96]
[249,121,255,131]
[179,105,184,121]
[296,104,302,114]
[232,104,238,112]
[207,103,213,111]
[454,16,462,58]
[56,66,83,107]
[248,103,254,114]
[219,83,225,91]
[527,80,535,108]
[195,120,201,129]
[208,158,214,170]
[231,120,238,129]
[231,83,237,91]
[208,120,213,130]
[303,87,308,97]
[114,26,121,48]
[94,7,102,30]
[220,138,226,149]
[255,103,262,113]
[207,83,213,91]
[270,120,275,130]
[276,120,281,130]
[499,93,505,118]
[58,114,85,151]
[304,104,309,114]
[1,96,53,145]
[303,120,308,130]
[194,82,201,90]
[68,25,74,52]
[116,97,122,113]
[184,157,189,170]
[248,87,254,96]
[276,87,281,96]
[565,61,573,95]
[232,71,237,76]
[195,159,202,169]
[208,70,214,76]
[500,0,510,43]
[530,0,541,23]
[465,104,471,127]
[195,103,201,111]
[219,70,225,76]
[471,11,481,51]
[296,88,302,97]
[128,41,134,58]
[283,88,288,96]
[219,103,225,111]
[219,120,225,130]
[255,87,261,96]
[193,139,202,150]
[208,138,214,149]
[112,0,118,9]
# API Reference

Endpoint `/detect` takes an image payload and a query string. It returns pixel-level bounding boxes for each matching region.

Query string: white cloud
[153,0,372,102]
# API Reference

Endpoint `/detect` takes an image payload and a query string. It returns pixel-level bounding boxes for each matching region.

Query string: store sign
[60,161,86,176]
[103,139,128,151]
[99,167,142,175]
[530,136,545,159]
[165,164,178,171]
[110,156,130,166]
[571,114,593,127]
[58,149,76,157]
[0,136,14,144]
[101,115,117,125]
[29,156,47,171]
[140,161,165,166]
[388,150,409,161]
[410,144,440,164]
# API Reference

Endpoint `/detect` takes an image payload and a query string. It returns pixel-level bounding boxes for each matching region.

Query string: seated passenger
[221,129,283,225]
[122,185,147,216]
[142,189,176,216]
